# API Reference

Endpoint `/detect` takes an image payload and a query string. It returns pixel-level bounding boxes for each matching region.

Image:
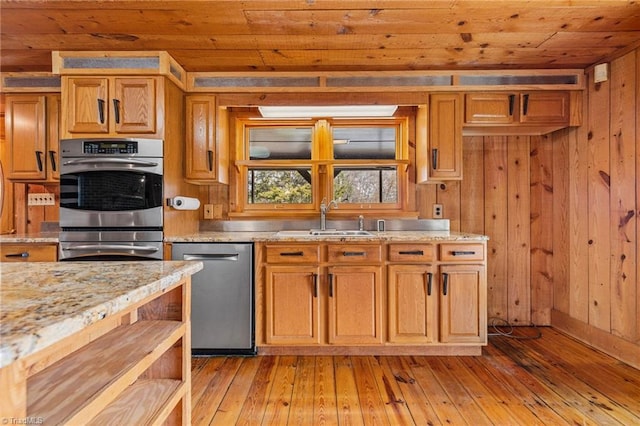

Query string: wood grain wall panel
[552,129,571,315]
[637,52,640,344]
[460,137,484,235]
[586,69,612,332]
[483,137,509,321]
[609,51,637,342]
[506,136,531,325]
[437,181,461,233]
[529,134,554,325]
[569,120,590,324]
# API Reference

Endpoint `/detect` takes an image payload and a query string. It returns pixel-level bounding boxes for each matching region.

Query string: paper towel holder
[166,196,200,209]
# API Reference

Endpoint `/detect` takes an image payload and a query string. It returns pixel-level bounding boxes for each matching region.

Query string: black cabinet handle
[35,151,43,172]
[426,272,433,296]
[442,273,449,296]
[5,252,29,258]
[508,94,515,116]
[523,94,530,116]
[328,273,334,297]
[451,251,476,256]
[49,150,57,172]
[112,98,121,124]
[207,150,214,172]
[431,148,438,170]
[399,250,424,256]
[343,251,365,257]
[279,251,304,256]
[312,273,318,298]
[97,99,105,124]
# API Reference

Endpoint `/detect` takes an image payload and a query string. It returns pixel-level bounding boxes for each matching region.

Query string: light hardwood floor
[191,328,640,425]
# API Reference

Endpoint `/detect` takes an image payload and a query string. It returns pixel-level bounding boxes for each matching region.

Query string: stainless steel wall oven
[58,138,164,260]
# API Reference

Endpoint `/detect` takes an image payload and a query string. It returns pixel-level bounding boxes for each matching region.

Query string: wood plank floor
[191,328,640,425]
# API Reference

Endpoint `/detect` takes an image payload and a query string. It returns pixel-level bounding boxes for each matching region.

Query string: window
[234,117,409,215]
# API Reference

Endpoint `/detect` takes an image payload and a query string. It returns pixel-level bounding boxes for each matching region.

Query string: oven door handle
[62,158,160,167]
[62,244,160,252]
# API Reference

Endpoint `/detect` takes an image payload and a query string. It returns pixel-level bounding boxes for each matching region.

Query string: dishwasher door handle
[183,253,239,261]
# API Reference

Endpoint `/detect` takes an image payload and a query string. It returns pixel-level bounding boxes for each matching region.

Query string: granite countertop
[165,230,488,243]
[0,260,203,368]
[0,230,488,244]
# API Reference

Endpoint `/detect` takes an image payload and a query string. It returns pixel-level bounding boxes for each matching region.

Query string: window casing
[234,117,409,216]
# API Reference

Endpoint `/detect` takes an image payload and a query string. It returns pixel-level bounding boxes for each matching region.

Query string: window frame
[232,115,410,217]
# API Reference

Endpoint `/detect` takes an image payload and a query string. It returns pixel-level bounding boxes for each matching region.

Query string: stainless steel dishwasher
[172,242,255,355]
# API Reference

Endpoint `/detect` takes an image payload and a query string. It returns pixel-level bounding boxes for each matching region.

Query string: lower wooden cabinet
[260,240,487,354]
[387,264,437,344]
[327,265,383,345]
[439,264,487,344]
[265,265,321,345]
[0,243,57,262]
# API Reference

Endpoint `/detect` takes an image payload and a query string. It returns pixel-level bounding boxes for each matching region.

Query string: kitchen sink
[275,229,374,237]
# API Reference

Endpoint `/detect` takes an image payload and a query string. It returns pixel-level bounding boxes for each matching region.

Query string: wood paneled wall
[422,48,639,368]
[551,48,639,368]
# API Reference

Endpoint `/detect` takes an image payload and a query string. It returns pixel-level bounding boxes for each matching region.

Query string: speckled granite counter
[0,260,203,368]
[165,230,488,243]
[0,232,59,243]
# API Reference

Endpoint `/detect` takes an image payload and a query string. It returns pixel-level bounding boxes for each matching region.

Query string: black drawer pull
[523,94,530,116]
[279,251,304,256]
[399,250,424,256]
[312,273,318,298]
[97,98,105,123]
[5,252,29,258]
[112,98,121,124]
[49,150,57,172]
[442,273,449,296]
[452,251,476,256]
[328,273,334,297]
[207,150,214,172]
[343,251,366,257]
[508,94,515,116]
[431,148,438,170]
[35,151,44,172]
[426,272,433,296]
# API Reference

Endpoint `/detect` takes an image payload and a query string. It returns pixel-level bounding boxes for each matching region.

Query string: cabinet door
[113,77,157,134]
[428,93,463,180]
[47,95,61,180]
[5,95,47,180]
[265,265,321,345]
[327,265,383,345]
[64,77,109,134]
[520,91,569,124]
[185,96,216,181]
[439,264,487,344]
[387,264,437,343]
[464,93,516,124]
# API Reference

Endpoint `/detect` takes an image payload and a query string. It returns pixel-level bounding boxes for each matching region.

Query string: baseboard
[551,309,640,370]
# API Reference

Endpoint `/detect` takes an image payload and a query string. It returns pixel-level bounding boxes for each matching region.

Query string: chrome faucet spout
[319,198,338,231]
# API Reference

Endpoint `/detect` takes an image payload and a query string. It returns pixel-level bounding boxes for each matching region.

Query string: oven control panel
[83,141,138,155]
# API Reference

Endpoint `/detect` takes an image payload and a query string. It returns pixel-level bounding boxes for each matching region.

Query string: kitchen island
[0,260,203,425]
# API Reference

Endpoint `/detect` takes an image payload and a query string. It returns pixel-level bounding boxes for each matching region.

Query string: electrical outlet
[433,203,443,219]
[203,204,214,219]
[28,193,56,206]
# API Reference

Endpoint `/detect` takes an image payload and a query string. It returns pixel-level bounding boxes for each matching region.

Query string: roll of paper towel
[171,196,201,210]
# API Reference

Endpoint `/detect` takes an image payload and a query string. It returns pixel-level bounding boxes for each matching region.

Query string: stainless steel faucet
[319,198,338,230]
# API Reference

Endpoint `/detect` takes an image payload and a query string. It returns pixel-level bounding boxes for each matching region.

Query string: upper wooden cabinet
[5,94,60,181]
[465,92,517,124]
[416,93,463,183]
[185,95,229,184]
[519,91,570,124]
[61,76,160,137]
[463,91,576,135]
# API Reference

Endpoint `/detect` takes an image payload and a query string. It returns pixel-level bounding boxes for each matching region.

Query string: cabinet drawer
[0,243,57,262]
[327,244,381,263]
[439,243,484,262]
[388,244,435,262]
[266,244,320,263]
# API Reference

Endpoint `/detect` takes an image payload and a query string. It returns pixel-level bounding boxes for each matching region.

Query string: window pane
[332,126,396,159]
[247,168,312,204]
[333,167,397,203]
[248,127,312,159]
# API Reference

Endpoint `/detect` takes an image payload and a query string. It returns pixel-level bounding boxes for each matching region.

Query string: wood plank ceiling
[2,0,640,73]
